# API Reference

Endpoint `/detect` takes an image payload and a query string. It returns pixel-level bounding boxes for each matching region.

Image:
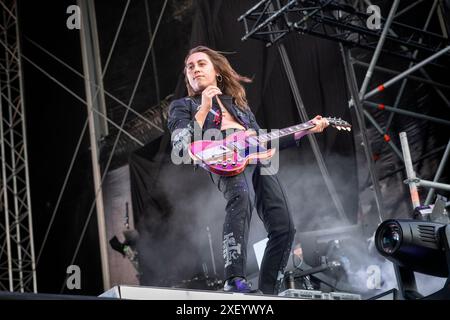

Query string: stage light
[375,219,448,277]
[375,219,450,299]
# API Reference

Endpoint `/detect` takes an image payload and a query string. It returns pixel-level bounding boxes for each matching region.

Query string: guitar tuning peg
[337,126,341,130]
[346,127,351,131]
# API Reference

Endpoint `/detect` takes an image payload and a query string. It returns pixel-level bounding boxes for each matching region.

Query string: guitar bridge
[196,144,233,162]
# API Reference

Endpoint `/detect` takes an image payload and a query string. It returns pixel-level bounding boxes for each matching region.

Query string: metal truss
[239,0,449,62]
[239,0,450,222]
[341,0,450,211]
[0,0,170,294]
[0,0,37,293]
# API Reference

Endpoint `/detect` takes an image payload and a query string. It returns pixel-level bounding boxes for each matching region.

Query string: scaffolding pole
[78,0,110,291]
[361,109,404,161]
[341,46,384,223]
[399,132,421,209]
[278,43,349,224]
[359,0,400,99]
[0,0,37,293]
[364,46,450,100]
[351,59,450,91]
[417,179,450,191]
[364,101,450,127]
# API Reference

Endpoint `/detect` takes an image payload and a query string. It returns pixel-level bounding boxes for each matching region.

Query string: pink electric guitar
[188,117,351,176]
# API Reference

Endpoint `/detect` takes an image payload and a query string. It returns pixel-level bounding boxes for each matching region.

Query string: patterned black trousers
[210,163,296,294]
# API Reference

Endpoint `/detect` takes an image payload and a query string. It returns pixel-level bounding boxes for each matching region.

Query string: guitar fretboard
[247,122,314,146]
[259,123,313,143]
[242,117,349,146]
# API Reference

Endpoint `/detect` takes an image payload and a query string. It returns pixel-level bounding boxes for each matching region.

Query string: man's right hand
[195,85,222,128]
[200,85,222,111]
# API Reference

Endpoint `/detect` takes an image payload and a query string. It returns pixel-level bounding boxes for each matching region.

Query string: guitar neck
[257,121,315,143]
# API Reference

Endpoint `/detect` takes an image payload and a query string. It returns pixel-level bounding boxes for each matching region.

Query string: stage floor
[99,285,299,300]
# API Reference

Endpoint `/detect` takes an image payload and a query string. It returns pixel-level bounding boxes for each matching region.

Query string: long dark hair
[184,46,252,110]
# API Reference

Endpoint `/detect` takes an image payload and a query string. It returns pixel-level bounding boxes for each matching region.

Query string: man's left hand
[308,115,329,133]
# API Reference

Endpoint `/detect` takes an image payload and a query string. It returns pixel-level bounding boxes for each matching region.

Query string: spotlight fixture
[375,219,450,299]
[375,219,448,277]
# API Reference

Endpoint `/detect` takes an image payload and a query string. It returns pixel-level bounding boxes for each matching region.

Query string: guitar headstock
[325,117,352,131]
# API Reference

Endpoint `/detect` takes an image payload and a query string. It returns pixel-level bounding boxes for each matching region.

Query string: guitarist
[167,46,329,295]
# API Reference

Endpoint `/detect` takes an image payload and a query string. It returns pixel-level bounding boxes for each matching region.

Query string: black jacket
[167,95,260,153]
